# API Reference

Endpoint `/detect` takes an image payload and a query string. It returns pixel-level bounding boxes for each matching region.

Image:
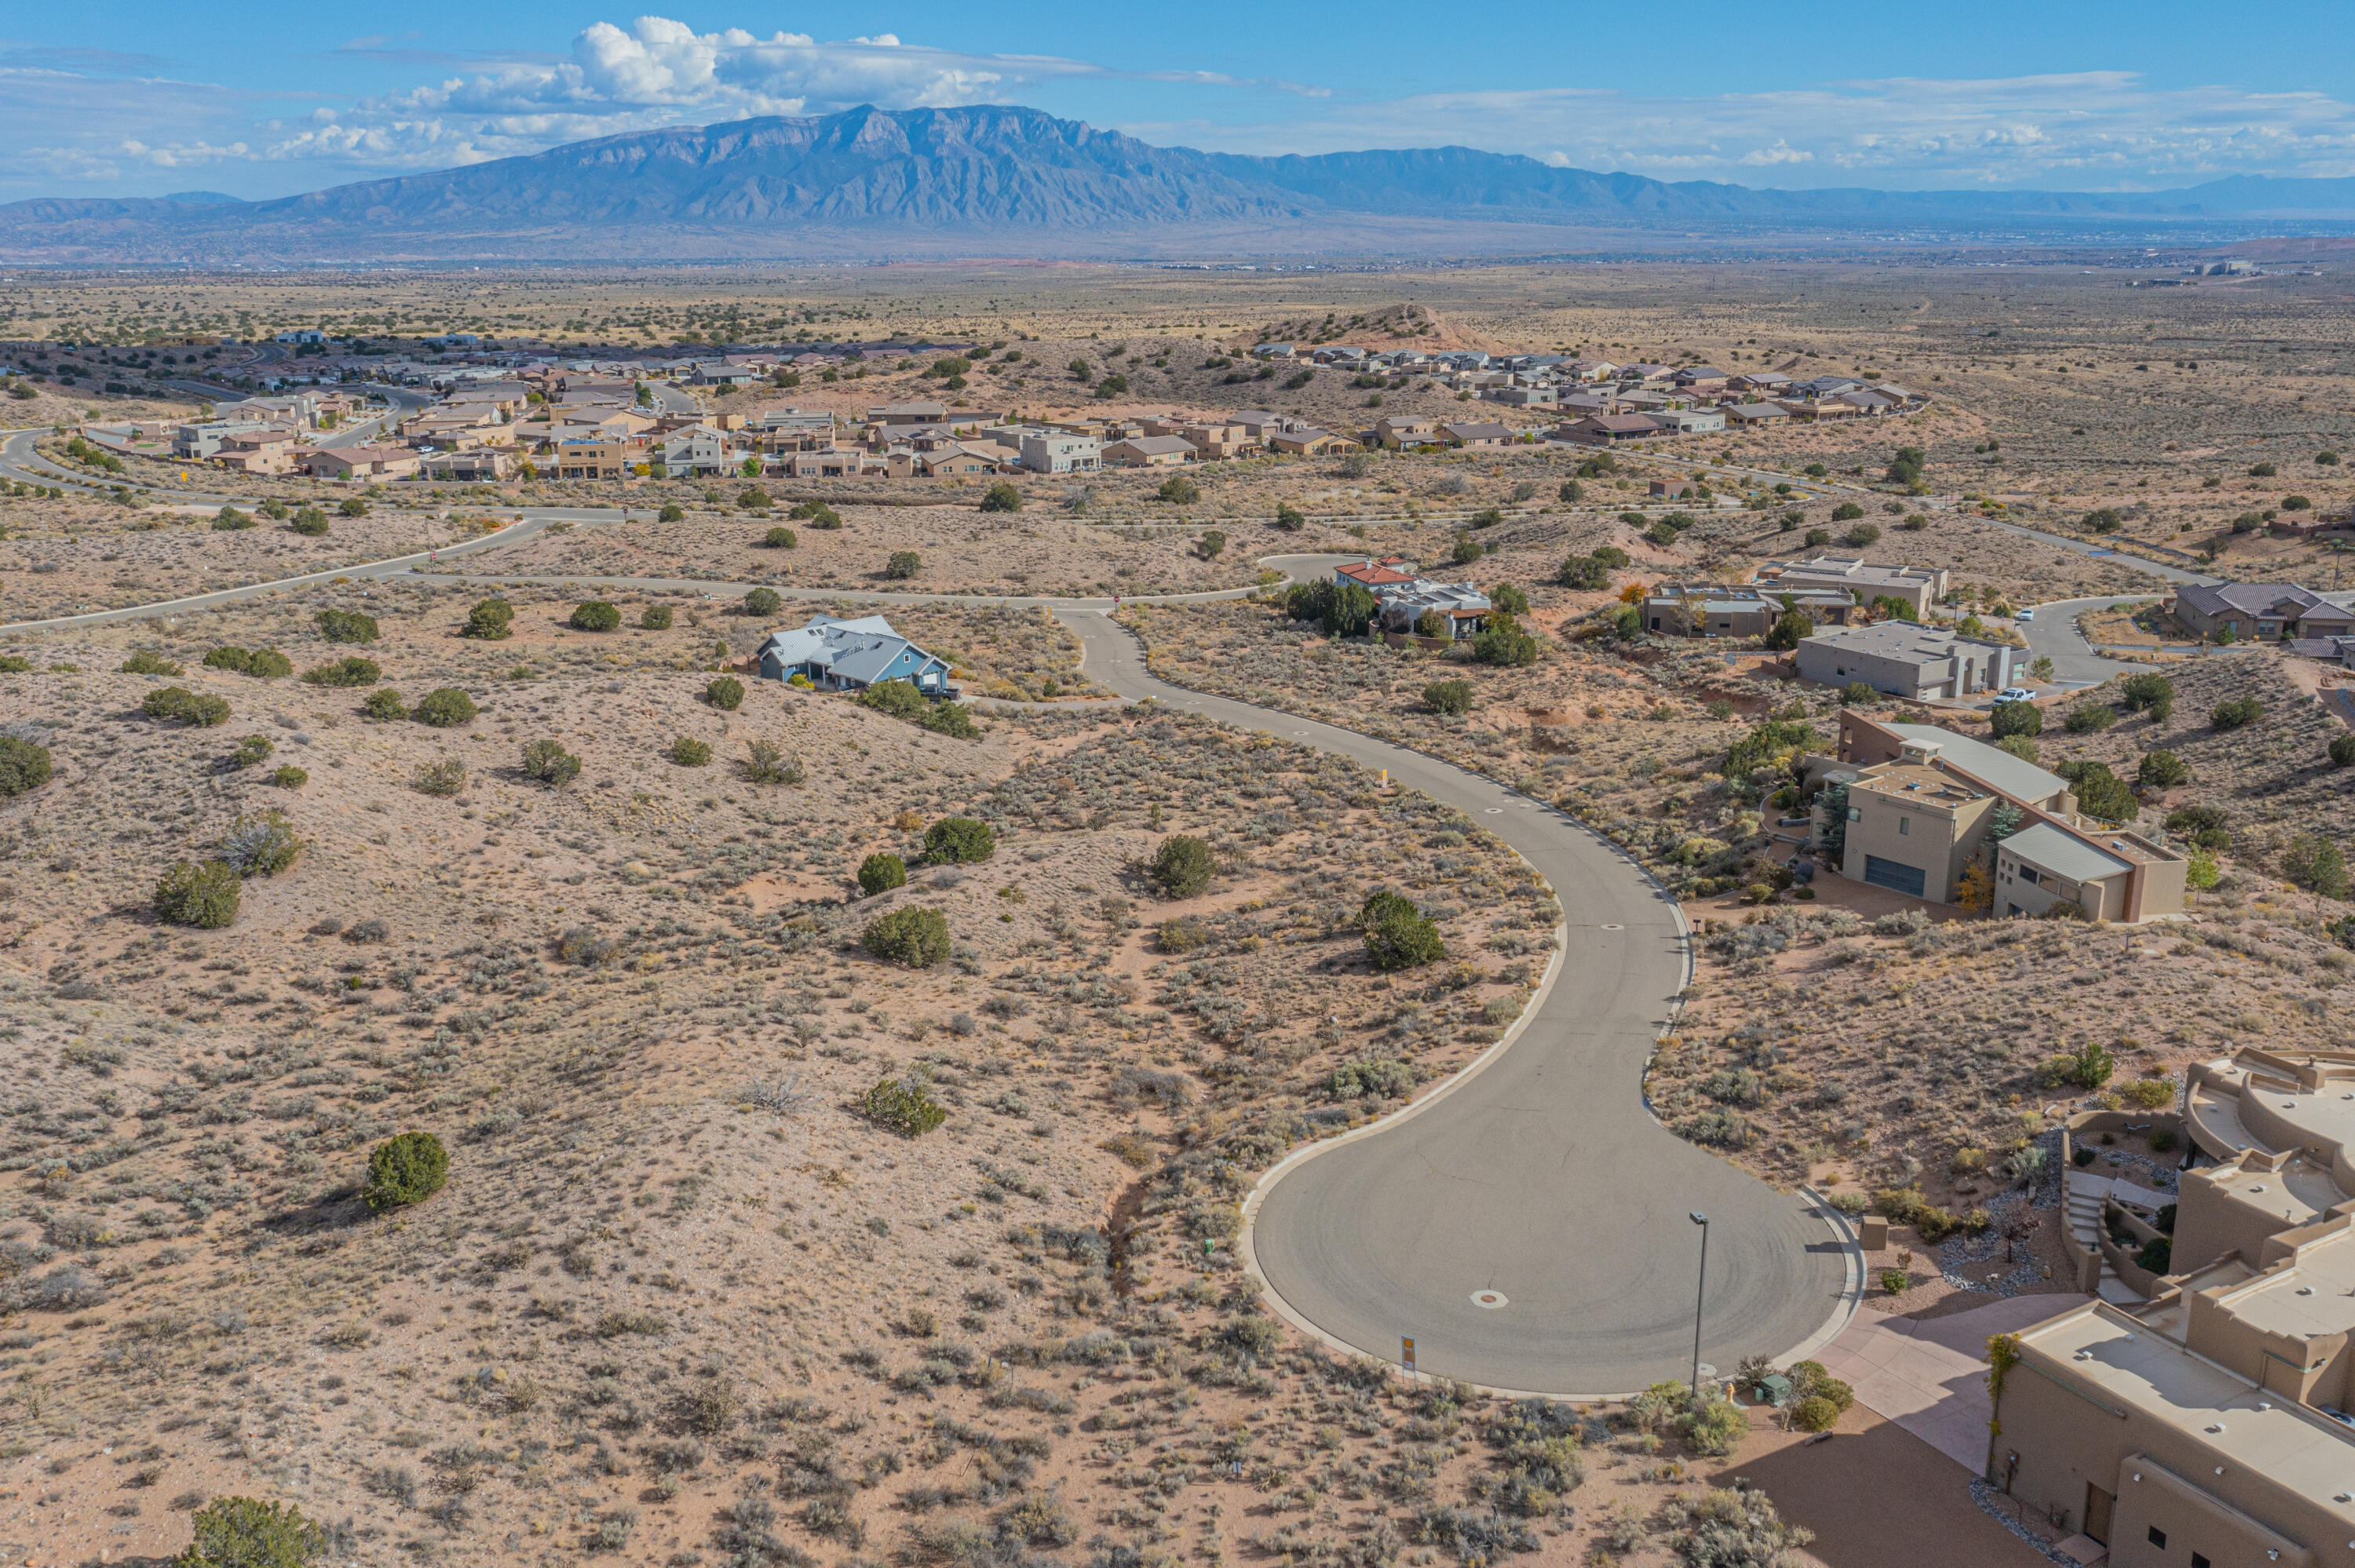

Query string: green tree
[212,505,254,531]
[2136,749,2189,788]
[670,736,712,766]
[706,676,744,710]
[177,1495,327,1566]
[1362,889,1444,971]
[2059,760,2138,824]
[1990,700,2043,738]
[462,597,513,640]
[1473,611,1540,666]
[1764,604,1813,651]
[122,648,182,676]
[155,860,240,928]
[743,587,782,617]
[640,604,674,629]
[739,487,773,509]
[0,735,53,797]
[568,601,621,633]
[1273,502,1305,531]
[2212,697,2265,730]
[2064,702,2116,734]
[659,501,687,522]
[864,906,951,968]
[315,608,378,644]
[338,497,369,518]
[2330,733,2355,768]
[1831,500,1864,521]
[142,686,232,727]
[1557,554,1612,590]
[762,526,798,549]
[858,852,907,896]
[1149,835,1215,899]
[413,688,477,727]
[979,481,1023,512]
[290,506,329,536]
[924,815,996,864]
[363,1131,448,1212]
[1489,582,1529,615]
[2282,833,2350,899]
[1448,531,1483,567]
[885,550,922,578]
[1559,480,1583,503]
[1158,475,1201,505]
[2120,672,2174,721]
[521,738,582,786]
[1424,679,1474,715]
[302,657,380,689]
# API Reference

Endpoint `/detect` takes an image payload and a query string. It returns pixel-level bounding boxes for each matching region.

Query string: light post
[1689,1210,1711,1397]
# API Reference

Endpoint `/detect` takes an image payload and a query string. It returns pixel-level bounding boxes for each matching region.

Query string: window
[2190,1555,2208,1568]
[1897,816,1909,837]
[2147,1526,2167,1548]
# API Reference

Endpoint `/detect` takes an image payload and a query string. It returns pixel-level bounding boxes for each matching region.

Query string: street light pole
[1689,1210,1711,1398]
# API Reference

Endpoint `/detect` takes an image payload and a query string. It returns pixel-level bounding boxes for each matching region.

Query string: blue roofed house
[754,614,954,695]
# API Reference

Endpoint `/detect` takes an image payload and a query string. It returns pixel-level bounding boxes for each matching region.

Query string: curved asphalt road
[1063,611,1857,1397]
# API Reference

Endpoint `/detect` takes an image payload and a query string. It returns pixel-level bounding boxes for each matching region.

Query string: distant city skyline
[5,2,2355,202]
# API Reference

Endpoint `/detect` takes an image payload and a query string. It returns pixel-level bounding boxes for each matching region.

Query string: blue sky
[7,2,2355,201]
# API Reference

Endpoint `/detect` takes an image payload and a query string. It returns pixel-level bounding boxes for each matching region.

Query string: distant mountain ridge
[4,103,2352,264]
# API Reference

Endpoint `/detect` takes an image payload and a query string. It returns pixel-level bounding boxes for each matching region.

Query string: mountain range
[6,104,2355,264]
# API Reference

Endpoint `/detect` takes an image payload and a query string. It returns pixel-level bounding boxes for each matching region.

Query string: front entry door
[2083,1482,2115,1544]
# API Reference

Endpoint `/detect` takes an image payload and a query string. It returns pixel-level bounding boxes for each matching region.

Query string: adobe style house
[1554,413,1667,447]
[1795,621,2020,699]
[754,614,952,695]
[1818,714,2186,917]
[1754,555,1948,616]
[2171,582,2355,642]
[1102,435,1194,468]
[1988,1047,2355,1564]
[1641,584,1853,637]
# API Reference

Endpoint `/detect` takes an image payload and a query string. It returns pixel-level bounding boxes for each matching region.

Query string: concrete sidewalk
[1810,1293,2090,1471]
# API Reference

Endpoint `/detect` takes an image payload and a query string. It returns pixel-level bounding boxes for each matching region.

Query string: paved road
[0,494,1863,1393]
[1064,610,1858,1397]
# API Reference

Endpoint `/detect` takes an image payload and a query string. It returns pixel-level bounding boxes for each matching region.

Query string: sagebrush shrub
[270,765,309,789]
[570,600,621,632]
[221,811,301,877]
[290,506,330,535]
[640,604,674,630]
[670,737,713,767]
[706,676,743,710]
[740,738,801,785]
[184,1497,326,1566]
[743,587,782,617]
[119,649,181,676]
[412,759,466,797]
[856,1077,948,1136]
[155,860,240,928]
[1424,679,1473,715]
[360,689,407,721]
[229,734,275,769]
[762,526,798,549]
[522,739,581,786]
[364,1131,448,1212]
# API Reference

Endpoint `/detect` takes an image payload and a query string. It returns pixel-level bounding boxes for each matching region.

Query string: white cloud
[1148,71,2355,189]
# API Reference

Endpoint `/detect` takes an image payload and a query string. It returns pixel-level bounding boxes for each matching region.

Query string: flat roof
[2196,1055,2355,1172]
[2021,1304,2355,1506]
[1882,723,2068,806]
[2216,1222,2355,1343]
[2003,821,2134,884]
[1853,763,1986,810]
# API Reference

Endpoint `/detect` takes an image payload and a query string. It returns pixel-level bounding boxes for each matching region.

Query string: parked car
[2015,608,2035,622]
[1995,687,2035,704]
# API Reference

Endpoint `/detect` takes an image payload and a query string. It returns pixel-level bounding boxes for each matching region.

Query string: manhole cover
[1601,923,1623,932]
[1470,1289,1509,1309]
[1484,808,1503,815]
[1696,1362,1718,1381]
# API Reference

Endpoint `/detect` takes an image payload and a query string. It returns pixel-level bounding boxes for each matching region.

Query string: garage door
[1863,855,1927,898]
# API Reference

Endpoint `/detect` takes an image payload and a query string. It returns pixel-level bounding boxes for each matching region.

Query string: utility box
[1858,1215,1889,1250]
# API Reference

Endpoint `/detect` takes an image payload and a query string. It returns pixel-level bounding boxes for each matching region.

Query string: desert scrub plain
[0,501,491,623]
[0,598,1829,1568]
